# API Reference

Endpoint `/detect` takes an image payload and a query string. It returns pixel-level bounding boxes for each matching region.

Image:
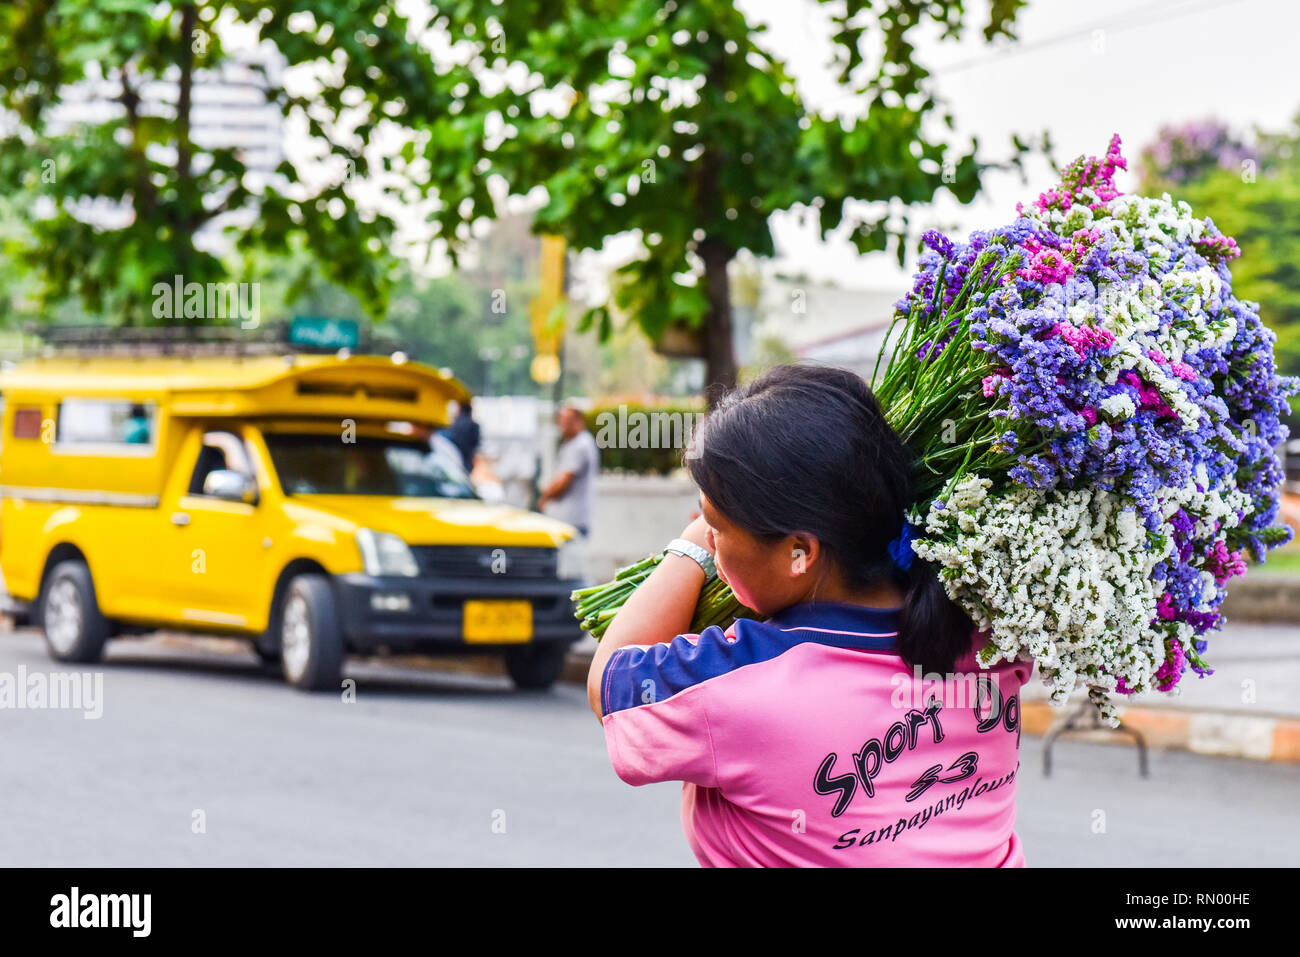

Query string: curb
[1020,699,1300,764]
[1219,572,1300,624]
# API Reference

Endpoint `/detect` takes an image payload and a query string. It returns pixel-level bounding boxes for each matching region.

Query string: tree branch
[177,3,197,233]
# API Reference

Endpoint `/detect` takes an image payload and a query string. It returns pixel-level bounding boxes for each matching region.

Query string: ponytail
[894,555,976,675]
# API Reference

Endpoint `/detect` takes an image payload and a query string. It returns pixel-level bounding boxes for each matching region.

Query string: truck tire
[39,560,110,664]
[504,643,569,691]
[278,575,345,691]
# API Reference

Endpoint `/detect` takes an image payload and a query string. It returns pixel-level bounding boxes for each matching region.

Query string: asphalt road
[0,627,1296,867]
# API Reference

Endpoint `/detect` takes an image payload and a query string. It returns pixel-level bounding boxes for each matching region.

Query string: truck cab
[0,349,583,691]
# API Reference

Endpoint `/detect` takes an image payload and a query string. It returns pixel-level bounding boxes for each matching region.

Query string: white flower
[1100,393,1137,419]
[912,474,1193,715]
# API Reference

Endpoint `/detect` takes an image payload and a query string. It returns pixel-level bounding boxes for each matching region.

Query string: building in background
[756,276,903,381]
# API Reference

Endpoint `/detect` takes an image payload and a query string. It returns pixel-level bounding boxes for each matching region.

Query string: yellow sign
[530,234,566,383]
[530,354,561,385]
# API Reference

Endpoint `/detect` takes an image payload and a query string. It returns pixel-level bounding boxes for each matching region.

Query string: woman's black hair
[686,363,974,675]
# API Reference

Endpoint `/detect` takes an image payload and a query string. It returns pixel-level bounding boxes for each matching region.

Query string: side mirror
[203,469,258,505]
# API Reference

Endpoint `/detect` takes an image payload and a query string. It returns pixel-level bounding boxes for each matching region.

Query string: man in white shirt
[538,403,599,538]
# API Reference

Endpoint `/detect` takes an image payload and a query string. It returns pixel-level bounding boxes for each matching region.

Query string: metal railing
[12,322,406,360]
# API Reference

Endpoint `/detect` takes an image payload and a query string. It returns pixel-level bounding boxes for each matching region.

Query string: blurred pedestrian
[444,399,481,473]
[538,402,599,539]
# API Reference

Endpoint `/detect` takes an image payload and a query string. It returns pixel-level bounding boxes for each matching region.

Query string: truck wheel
[279,575,345,691]
[39,560,110,664]
[504,643,569,691]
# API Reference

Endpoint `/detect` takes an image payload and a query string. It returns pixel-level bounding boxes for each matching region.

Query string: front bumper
[334,573,584,654]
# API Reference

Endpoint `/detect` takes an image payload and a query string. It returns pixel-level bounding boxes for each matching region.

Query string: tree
[410,0,1033,400]
[1138,111,1300,390]
[1136,119,1257,188]
[0,1,453,323]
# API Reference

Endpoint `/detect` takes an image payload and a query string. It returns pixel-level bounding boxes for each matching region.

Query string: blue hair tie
[888,520,918,573]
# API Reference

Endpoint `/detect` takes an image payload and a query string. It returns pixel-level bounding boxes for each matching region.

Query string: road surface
[0,627,1295,866]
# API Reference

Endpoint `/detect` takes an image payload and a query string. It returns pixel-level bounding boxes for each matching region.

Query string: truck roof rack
[19,321,406,359]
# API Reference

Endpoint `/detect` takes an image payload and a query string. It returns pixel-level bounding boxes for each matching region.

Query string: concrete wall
[583,472,700,582]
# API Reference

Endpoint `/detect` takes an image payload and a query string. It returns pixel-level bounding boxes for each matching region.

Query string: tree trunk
[699,237,736,407]
[176,2,197,315]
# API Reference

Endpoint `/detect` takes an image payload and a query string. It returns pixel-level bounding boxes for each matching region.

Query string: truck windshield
[264,434,478,499]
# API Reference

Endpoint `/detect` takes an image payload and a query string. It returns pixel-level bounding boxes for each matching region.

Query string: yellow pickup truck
[0,349,582,690]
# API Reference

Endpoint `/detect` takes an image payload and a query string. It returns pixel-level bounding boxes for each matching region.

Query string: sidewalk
[1016,621,1300,763]
[560,622,1300,764]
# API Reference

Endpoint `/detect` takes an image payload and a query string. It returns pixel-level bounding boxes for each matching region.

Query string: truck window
[188,430,256,496]
[55,399,155,447]
[263,433,477,499]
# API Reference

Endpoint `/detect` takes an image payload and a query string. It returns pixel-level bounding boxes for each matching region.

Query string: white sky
[747,0,1300,291]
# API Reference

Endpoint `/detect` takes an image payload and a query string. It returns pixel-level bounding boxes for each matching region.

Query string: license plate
[463,600,533,644]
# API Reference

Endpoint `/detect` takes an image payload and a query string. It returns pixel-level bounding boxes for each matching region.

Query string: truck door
[163,426,270,630]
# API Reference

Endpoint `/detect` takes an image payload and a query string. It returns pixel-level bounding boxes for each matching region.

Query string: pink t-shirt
[600,601,1033,867]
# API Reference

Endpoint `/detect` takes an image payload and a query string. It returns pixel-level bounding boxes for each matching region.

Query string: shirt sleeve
[582,432,600,475]
[599,626,729,789]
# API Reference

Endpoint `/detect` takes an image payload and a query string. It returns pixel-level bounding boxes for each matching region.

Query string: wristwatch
[664,538,717,581]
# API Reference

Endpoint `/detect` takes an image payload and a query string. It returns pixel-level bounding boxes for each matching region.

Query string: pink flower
[1031,249,1075,285]
[1080,407,1097,426]
[1170,361,1197,381]
[1018,239,1076,285]
[1205,540,1247,586]
[1154,639,1186,692]
[1089,326,1115,349]
[1054,322,1113,359]
[981,366,1014,398]
[1147,347,1168,364]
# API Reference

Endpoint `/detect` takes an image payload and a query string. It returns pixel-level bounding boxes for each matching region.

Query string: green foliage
[410,0,1033,378]
[0,0,1035,384]
[1139,111,1300,383]
[0,1,453,323]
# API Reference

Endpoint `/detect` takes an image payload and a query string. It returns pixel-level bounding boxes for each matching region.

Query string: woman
[586,364,1033,867]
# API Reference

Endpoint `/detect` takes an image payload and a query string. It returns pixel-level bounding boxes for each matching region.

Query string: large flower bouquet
[573,135,1298,724]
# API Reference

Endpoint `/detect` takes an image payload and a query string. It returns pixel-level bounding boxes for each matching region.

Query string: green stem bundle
[571,554,757,640]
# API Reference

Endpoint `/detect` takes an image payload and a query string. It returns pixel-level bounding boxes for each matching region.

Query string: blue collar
[764,600,901,649]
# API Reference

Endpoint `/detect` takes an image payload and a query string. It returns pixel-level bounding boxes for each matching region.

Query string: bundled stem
[571,554,757,640]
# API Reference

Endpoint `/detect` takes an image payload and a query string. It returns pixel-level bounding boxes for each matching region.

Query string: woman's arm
[586,516,713,718]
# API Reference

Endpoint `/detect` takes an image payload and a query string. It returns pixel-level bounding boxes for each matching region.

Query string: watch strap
[664,538,716,580]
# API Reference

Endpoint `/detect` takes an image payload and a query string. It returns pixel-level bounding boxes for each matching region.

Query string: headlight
[556,538,587,581]
[355,528,419,577]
